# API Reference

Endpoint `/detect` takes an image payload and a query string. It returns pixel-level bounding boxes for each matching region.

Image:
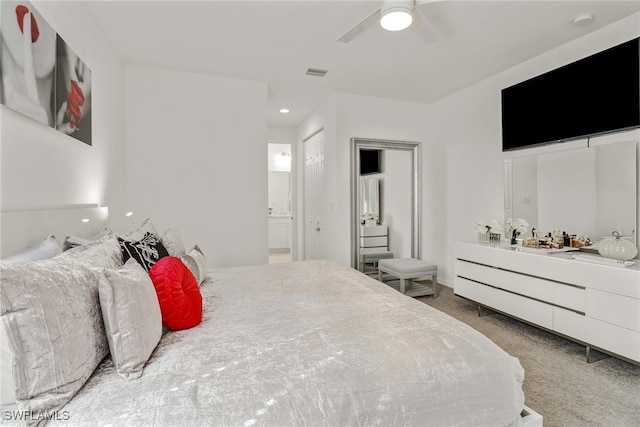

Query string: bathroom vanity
[268,215,291,251]
[454,241,640,364]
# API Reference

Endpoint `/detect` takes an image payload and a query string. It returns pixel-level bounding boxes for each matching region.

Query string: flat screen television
[360,149,381,175]
[501,37,640,151]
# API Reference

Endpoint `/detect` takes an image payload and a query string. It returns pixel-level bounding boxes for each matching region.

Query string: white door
[304,130,324,260]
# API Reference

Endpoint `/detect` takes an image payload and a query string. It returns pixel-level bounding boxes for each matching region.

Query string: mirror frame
[350,138,421,270]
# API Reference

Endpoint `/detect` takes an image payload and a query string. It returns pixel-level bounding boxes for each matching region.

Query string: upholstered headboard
[0,206,110,257]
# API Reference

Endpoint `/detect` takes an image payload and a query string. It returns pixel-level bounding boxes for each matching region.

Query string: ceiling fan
[337,0,440,44]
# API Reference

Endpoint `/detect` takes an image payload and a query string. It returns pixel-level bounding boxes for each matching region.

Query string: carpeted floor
[416,285,640,427]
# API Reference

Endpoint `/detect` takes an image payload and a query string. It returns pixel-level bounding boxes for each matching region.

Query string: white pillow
[119,218,159,241]
[161,228,186,257]
[0,235,62,408]
[62,227,110,251]
[0,322,16,408]
[180,245,208,285]
[0,233,122,415]
[99,259,162,380]
[0,234,61,265]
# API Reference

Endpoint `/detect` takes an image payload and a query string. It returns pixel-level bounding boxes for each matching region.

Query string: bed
[0,207,542,426]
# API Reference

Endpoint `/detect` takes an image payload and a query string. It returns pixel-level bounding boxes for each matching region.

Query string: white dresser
[359,225,393,275]
[454,242,640,364]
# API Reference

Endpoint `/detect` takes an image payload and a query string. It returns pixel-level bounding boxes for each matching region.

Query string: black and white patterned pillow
[120,232,169,273]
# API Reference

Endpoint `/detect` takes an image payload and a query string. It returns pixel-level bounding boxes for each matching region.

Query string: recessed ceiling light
[573,13,593,27]
[279,108,290,114]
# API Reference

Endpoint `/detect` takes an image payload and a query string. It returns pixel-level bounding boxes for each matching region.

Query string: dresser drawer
[553,284,585,313]
[360,236,387,247]
[554,307,640,363]
[360,225,387,236]
[455,277,553,329]
[553,257,640,298]
[586,289,640,332]
[456,242,555,280]
[455,259,555,303]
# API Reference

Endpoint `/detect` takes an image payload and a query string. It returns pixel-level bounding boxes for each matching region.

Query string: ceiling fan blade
[411,7,439,44]
[337,8,381,43]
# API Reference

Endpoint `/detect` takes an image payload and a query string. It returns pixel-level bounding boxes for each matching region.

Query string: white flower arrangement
[506,217,529,237]
[475,218,504,234]
[361,212,379,224]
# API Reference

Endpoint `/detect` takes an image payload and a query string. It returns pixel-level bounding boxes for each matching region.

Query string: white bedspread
[52,260,525,426]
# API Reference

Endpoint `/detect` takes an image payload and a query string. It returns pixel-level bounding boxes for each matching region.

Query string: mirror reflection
[507,141,636,243]
[268,171,291,215]
[360,177,379,223]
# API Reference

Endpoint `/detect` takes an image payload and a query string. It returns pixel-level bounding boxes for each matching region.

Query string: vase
[598,231,638,262]
[365,220,377,226]
[478,232,500,244]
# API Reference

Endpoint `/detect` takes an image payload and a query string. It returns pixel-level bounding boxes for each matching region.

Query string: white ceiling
[85,0,640,127]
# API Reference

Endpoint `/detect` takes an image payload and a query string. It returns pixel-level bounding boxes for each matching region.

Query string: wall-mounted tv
[502,37,640,151]
[360,149,382,175]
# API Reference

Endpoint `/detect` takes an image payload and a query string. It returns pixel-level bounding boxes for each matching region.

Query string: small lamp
[81,218,90,237]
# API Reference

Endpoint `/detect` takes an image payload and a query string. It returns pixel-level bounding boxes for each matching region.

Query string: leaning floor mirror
[350,138,421,272]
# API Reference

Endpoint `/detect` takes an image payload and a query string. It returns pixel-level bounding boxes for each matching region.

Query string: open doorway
[268,143,292,263]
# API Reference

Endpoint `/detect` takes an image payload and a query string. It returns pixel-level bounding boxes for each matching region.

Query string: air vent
[306,68,328,77]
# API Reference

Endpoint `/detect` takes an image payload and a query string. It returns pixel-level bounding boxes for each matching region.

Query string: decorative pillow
[120,232,169,273]
[119,217,159,242]
[99,258,162,380]
[0,322,16,408]
[161,228,186,257]
[180,245,208,285]
[62,227,110,251]
[0,234,61,265]
[0,234,122,416]
[149,257,202,330]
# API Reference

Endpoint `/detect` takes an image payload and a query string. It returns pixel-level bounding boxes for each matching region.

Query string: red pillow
[149,256,202,330]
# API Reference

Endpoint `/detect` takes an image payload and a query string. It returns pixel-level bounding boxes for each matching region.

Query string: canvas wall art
[0,1,92,145]
[56,34,92,145]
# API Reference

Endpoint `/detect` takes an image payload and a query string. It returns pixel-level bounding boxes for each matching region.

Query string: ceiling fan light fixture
[380,2,413,31]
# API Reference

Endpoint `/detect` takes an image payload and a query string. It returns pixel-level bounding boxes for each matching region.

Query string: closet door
[304,130,324,260]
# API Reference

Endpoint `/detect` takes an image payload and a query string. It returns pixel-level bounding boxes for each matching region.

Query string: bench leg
[378,269,383,282]
[400,277,406,294]
[433,274,438,298]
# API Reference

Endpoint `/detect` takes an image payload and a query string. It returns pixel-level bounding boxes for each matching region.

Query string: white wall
[268,125,296,144]
[123,65,268,268]
[0,1,127,231]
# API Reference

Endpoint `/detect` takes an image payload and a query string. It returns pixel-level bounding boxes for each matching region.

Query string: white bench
[378,258,438,297]
[359,248,394,276]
